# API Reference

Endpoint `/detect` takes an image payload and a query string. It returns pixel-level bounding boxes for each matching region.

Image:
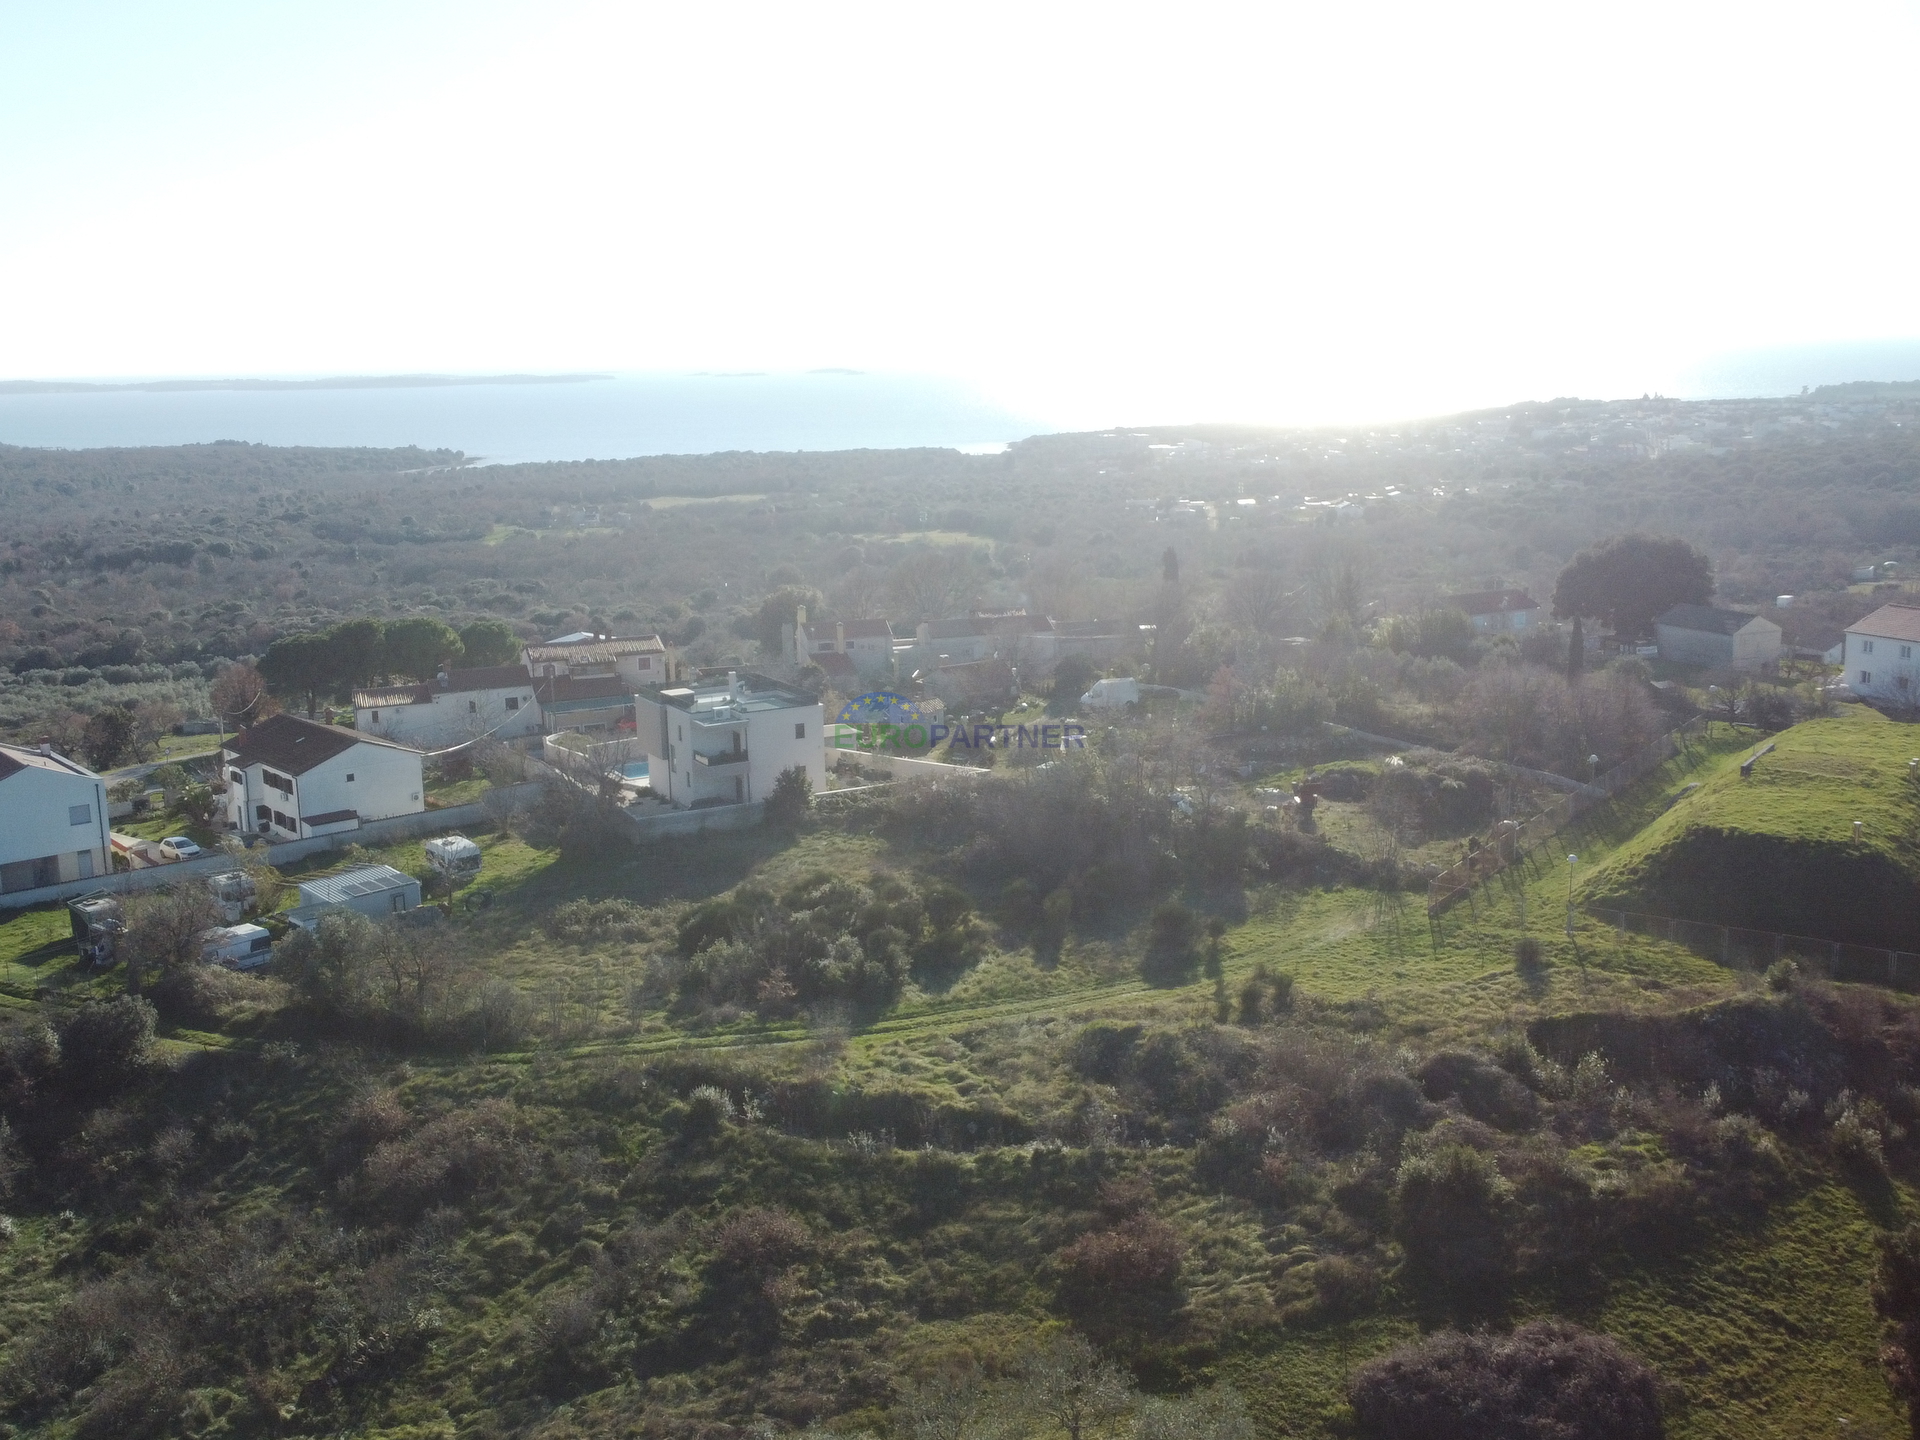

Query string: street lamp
[1588,753,1600,785]
[1566,854,1578,937]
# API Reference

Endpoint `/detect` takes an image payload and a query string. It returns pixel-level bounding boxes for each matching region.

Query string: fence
[1426,717,1709,916]
[1588,906,1920,991]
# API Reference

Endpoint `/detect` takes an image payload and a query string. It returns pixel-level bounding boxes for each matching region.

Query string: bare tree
[888,548,981,620]
[121,885,224,993]
[1015,1333,1134,1440]
[1304,541,1370,630]
[1223,568,1293,635]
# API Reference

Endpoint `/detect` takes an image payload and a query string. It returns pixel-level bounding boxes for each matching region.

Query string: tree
[753,585,825,658]
[121,885,224,993]
[1224,568,1289,634]
[1016,1333,1134,1440]
[325,617,387,692]
[1392,1143,1514,1297]
[1553,532,1712,642]
[888,548,980,620]
[1052,655,1097,705]
[459,618,523,668]
[130,698,183,760]
[81,706,138,770]
[1567,614,1585,682]
[210,662,279,731]
[258,631,336,717]
[55,997,157,1096]
[766,766,812,826]
[383,617,465,681]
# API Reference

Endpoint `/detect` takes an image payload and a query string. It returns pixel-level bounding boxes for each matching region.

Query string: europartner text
[828,721,1088,753]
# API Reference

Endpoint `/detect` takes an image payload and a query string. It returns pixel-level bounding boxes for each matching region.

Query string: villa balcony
[693,748,750,768]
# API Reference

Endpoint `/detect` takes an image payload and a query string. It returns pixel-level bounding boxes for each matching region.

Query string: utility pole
[1566,854,1578,937]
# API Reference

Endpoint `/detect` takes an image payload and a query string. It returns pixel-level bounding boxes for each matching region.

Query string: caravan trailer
[200,924,274,970]
[68,894,124,968]
[205,870,259,924]
[424,835,483,880]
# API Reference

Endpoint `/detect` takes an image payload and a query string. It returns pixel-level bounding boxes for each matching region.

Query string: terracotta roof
[523,635,665,665]
[811,651,858,678]
[227,714,412,776]
[1441,589,1538,615]
[839,618,893,639]
[1848,604,1920,646]
[1657,604,1778,636]
[0,742,100,782]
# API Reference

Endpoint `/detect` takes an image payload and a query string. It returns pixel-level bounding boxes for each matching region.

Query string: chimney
[437,664,450,686]
[727,669,739,697]
[39,736,52,756]
[835,620,845,652]
[917,621,931,644]
[795,605,807,627]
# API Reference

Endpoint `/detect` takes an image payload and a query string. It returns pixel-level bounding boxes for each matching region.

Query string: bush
[348,1099,523,1217]
[1392,1143,1514,1296]
[1514,937,1544,974]
[545,898,650,944]
[766,765,812,826]
[55,997,157,1096]
[1348,1321,1664,1440]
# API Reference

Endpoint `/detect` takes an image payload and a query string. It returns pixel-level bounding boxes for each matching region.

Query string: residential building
[354,663,542,748]
[0,742,109,895]
[786,608,895,676]
[1844,603,1920,703]
[221,714,424,841]
[1774,610,1846,665]
[633,671,824,809]
[1654,604,1783,670]
[522,633,678,686]
[1441,589,1540,634]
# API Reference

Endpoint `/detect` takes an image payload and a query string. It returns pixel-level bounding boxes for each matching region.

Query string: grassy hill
[4,741,1920,1439]
[1584,708,1920,948]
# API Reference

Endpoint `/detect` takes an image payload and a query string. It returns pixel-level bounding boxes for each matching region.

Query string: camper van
[200,924,274,971]
[424,835,483,880]
[68,894,124,968]
[205,870,259,925]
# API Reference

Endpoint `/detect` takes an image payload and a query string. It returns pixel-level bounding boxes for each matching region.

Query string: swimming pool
[620,761,649,781]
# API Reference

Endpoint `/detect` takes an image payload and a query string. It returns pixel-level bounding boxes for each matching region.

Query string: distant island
[0,373,610,395]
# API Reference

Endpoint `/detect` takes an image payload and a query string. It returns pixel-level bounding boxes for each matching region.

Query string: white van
[424,835,483,880]
[1079,677,1140,711]
[201,923,274,970]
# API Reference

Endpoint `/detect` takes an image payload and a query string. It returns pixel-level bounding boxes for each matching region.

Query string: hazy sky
[5,1,1920,428]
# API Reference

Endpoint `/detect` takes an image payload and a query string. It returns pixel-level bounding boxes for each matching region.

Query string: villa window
[1862,670,1873,684]
[1863,640,1876,654]
[794,722,806,739]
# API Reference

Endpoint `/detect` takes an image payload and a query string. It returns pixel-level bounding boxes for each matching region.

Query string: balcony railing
[693,748,750,768]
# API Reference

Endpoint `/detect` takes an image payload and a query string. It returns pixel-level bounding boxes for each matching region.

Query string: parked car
[158,836,203,861]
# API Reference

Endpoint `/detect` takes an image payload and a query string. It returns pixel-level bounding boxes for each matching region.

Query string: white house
[221,714,424,841]
[522,633,677,686]
[1655,604,1783,670]
[1844,603,1920,704]
[354,663,542,748]
[1441,589,1539,634]
[633,671,824,809]
[787,609,895,676]
[0,742,110,895]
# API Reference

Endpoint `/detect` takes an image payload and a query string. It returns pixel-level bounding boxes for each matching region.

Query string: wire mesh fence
[1587,906,1920,991]
[1426,717,1710,916]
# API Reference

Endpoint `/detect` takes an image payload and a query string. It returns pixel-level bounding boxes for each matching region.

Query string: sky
[4,0,1920,430]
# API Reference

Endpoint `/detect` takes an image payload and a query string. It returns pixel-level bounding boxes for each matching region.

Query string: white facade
[222,717,424,841]
[0,744,110,895]
[1845,604,1920,704]
[634,673,825,809]
[355,666,541,748]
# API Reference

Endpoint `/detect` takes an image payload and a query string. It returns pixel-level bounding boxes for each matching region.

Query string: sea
[0,371,1046,464]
